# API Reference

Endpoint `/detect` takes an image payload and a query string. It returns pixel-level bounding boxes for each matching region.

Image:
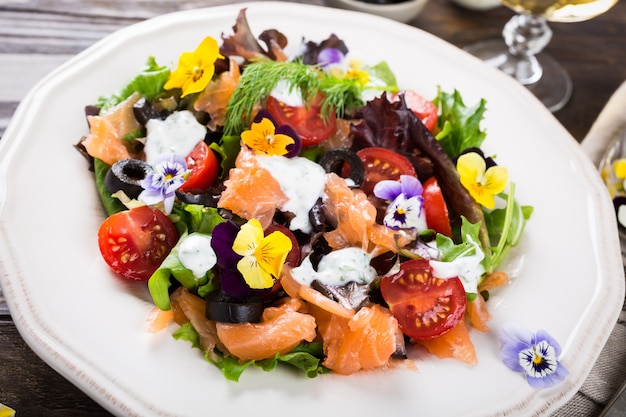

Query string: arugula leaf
[96,56,170,112]
[434,87,487,158]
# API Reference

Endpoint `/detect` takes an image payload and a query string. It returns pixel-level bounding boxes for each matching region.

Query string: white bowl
[450,0,501,10]
[324,0,429,23]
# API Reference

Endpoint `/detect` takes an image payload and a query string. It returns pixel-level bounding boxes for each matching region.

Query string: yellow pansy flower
[232,219,293,289]
[164,36,224,97]
[457,152,508,209]
[241,117,295,156]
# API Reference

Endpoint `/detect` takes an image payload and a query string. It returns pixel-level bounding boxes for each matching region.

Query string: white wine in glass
[464,0,619,112]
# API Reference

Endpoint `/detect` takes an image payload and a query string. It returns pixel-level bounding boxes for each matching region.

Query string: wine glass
[464,0,619,112]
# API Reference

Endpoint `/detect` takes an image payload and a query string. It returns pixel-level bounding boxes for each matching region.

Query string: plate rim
[0,2,624,416]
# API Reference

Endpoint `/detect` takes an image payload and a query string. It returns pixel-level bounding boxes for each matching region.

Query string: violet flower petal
[533,330,563,357]
[373,179,403,202]
[277,124,302,158]
[317,48,344,67]
[210,221,243,269]
[400,175,423,199]
[253,109,278,125]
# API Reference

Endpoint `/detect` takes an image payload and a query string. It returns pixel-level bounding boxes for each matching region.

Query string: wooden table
[1,1,625,415]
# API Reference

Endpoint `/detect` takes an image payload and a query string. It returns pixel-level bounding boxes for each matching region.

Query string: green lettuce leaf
[174,323,328,382]
[96,56,170,112]
[434,88,488,158]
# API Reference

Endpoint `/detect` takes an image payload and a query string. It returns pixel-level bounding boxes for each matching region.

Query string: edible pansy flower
[240,110,301,157]
[232,219,293,289]
[456,151,508,209]
[317,47,345,67]
[138,153,188,214]
[164,36,224,97]
[498,322,569,389]
[373,175,427,231]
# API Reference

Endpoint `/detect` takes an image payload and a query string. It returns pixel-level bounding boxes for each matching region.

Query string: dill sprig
[223,60,322,136]
[223,59,382,136]
[319,74,365,120]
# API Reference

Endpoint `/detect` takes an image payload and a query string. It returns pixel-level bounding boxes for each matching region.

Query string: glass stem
[499,14,553,85]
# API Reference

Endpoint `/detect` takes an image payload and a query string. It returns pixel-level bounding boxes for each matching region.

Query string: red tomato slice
[355,147,417,195]
[391,90,438,132]
[380,259,466,340]
[97,206,179,281]
[180,141,219,192]
[422,177,452,236]
[266,93,336,147]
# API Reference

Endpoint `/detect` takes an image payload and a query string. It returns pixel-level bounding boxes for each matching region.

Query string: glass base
[464,39,573,113]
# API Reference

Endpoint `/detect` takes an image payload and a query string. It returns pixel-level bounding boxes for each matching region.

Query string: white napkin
[553,80,626,416]
[581,81,626,166]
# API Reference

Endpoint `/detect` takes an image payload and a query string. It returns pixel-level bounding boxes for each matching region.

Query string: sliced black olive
[317,149,365,187]
[104,158,152,199]
[205,292,264,323]
[310,280,370,310]
[309,197,336,233]
[370,251,398,276]
[133,97,169,126]
[308,234,333,270]
[175,189,220,207]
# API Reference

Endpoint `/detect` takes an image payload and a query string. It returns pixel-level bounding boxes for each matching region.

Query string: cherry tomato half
[266,92,337,147]
[380,259,466,340]
[391,90,438,132]
[97,206,179,281]
[422,177,452,237]
[179,141,220,192]
[355,147,417,195]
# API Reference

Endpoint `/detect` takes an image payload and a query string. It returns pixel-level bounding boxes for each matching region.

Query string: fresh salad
[75,8,532,381]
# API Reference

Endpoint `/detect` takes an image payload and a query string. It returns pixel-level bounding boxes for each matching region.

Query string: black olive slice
[104,158,152,199]
[205,292,264,323]
[175,189,219,207]
[317,149,365,187]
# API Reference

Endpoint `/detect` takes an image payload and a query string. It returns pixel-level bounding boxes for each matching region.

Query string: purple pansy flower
[373,175,427,231]
[139,153,188,214]
[317,47,345,67]
[498,322,569,389]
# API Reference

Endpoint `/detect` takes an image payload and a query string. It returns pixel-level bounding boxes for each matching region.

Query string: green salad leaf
[96,56,170,112]
[174,322,328,382]
[434,87,488,158]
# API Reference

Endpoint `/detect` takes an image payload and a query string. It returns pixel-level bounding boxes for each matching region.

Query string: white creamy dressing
[291,247,377,287]
[144,110,206,164]
[270,79,305,107]
[429,235,485,294]
[254,153,326,234]
[177,233,217,279]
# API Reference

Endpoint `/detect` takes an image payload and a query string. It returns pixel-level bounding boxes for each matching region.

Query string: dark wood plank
[0,317,112,416]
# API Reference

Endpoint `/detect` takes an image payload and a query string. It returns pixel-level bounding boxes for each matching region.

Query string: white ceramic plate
[0,2,623,416]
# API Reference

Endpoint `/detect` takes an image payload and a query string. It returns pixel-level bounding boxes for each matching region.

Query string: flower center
[192,66,204,82]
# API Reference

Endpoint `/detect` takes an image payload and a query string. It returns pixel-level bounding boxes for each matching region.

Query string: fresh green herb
[434,87,488,158]
[484,183,533,270]
[222,59,398,136]
[223,60,321,136]
[96,56,170,112]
